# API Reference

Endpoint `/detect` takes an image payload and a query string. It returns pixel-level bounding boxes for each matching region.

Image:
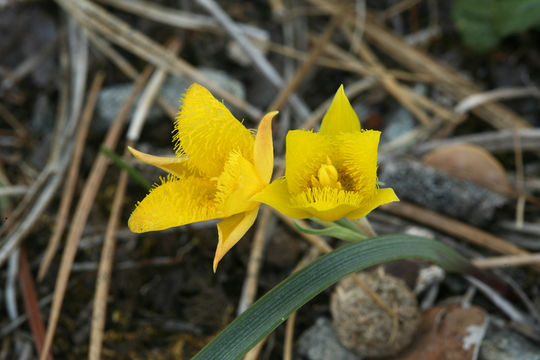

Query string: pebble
[296,317,359,360]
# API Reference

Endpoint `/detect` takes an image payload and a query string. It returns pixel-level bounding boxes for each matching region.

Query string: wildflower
[128,83,277,271]
[253,85,398,221]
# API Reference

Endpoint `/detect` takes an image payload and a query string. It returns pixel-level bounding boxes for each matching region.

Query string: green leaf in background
[294,220,367,242]
[193,234,472,360]
[99,146,152,190]
[453,0,540,52]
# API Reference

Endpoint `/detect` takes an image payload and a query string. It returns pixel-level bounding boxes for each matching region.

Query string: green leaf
[453,0,540,52]
[294,221,367,242]
[100,146,152,190]
[193,234,471,360]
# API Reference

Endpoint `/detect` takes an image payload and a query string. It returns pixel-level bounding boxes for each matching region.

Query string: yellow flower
[253,85,398,221]
[128,83,277,271]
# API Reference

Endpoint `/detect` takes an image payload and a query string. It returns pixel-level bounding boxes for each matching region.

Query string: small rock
[379,157,507,226]
[330,269,419,358]
[94,69,246,133]
[480,323,540,360]
[297,317,358,360]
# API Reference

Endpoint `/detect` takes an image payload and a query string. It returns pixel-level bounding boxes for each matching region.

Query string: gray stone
[94,68,245,133]
[297,317,359,360]
[480,324,540,360]
[379,157,507,226]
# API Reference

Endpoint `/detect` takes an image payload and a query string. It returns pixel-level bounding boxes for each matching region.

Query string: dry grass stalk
[195,0,311,121]
[18,248,53,360]
[86,32,178,120]
[308,0,531,129]
[473,253,540,268]
[38,72,105,282]
[454,86,540,115]
[351,37,433,126]
[55,0,262,120]
[383,201,540,273]
[88,164,129,360]
[361,16,531,130]
[237,208,274,315]
[268,11,342,112]
[39,66,154,360]
[89,40,181,360]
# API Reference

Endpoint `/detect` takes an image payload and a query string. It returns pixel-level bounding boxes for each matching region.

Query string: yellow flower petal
[128,146,195,178]
[290,187,367,221]
[251,178,312,219]
[319,85,361,136]
[128,176,218,233]
[214,208,259,272]
[174,83,254,177]
[253,111,278,183]
[347,187,399,219]
[333,130,380,194]
[215,151,263,216]
[285,130,334,194]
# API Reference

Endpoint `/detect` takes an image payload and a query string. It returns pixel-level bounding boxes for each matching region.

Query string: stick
[19,248,53,360]
[195,0,311,121]
[39,66,154,360]
[56,0,262,120]
[382,201,540,273]
[268,12,341,112]
[38,72,105,281]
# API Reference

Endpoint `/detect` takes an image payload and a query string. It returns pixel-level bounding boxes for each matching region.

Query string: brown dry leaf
[393,304,487,360]
[423,143,512,194]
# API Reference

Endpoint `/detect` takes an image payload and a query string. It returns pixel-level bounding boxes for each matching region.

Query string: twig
[352,38,432,125]
[87,31,138,78]
[39,66,154,360]
[283,312,297,360]
[18,248,53,360]
[53,18,88,162]
[0,185,28,197]
[86,32,177,120]
[6,248,19,320]
[382,201,540,273]
[126,38,181,141]
[467,277,529,325]
[195,0,311,122]
[268,11,341,112]
[454,87,540,115]
[56,0,263,120]
[0,167,54,239]
[237,208,274,315]
[310,0,532,130]
[513,130,525,228]
[0,154,70,266]
[473,253,540,268]
[38,72,105,282]
[88,160,129,360]
[96,0,263,35]
[89,40,180,360]
[413,129,540,155]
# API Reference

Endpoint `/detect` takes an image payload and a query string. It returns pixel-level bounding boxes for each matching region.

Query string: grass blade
[193,234,471,360]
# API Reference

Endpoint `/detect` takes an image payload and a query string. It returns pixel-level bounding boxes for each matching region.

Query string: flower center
[311,157,342,189]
